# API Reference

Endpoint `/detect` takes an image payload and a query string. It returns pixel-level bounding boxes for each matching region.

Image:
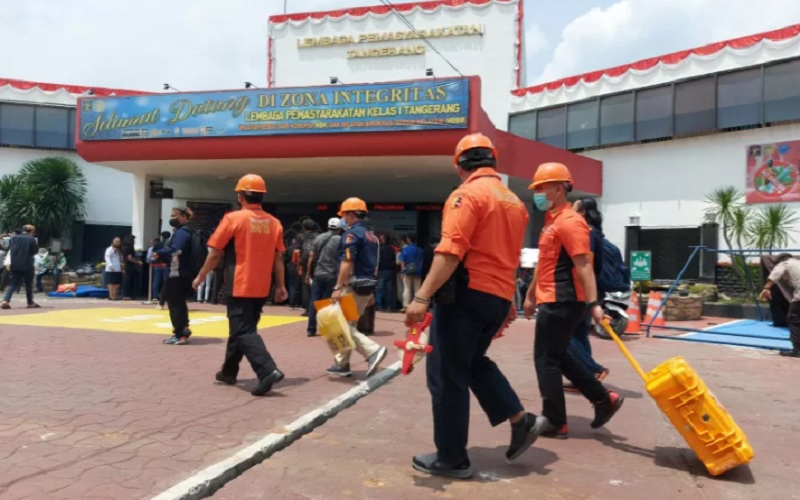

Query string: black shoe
[307,331,317,337]
[301,310,309,317]
[506,413,549,462]
[412,453,473,480]
[251,369,285,396]
[326,363,352,377]
[215,371,237,385]
[779,349,800,357]
[591,391,624,429]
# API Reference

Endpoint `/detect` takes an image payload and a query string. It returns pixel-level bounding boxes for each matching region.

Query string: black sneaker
[307,331,317,337]
[326,363,352,377]
[215,371,237,385]
[506,413,549,462]
[412,453,473,480]
[779,349,800,358]
[366,346,388,378]
[591,391,624,429]
[251,369,285,396]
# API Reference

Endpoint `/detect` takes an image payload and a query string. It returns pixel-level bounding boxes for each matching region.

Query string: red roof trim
[513,23,800,97]
[0,78,148,97]
[269,0,510,25]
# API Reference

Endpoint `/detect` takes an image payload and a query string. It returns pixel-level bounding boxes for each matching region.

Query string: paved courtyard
[0,298,797,499]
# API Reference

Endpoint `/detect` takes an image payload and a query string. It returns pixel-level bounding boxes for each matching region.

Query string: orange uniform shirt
[207,203,285,299]
[534,204,592,304]
[436,167,529,301]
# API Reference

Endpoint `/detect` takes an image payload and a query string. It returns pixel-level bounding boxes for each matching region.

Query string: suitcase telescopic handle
[601,320,648,382]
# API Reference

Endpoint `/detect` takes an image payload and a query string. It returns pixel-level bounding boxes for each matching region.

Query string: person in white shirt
[105,237,123,300]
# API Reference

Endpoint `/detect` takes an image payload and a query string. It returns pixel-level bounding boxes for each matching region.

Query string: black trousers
[787,301,800,349]
[123,270,135,298]
[3,270,34,304]
[221,297,278,380]
[162,276,192,334]
[426,287,524,465]
[534,302,608,427]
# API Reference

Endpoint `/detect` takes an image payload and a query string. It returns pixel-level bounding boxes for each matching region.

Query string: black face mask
[169,218,180,228]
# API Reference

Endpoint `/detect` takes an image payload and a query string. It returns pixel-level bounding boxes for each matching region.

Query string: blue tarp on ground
[47,285,109,299]
[657,319,792,350]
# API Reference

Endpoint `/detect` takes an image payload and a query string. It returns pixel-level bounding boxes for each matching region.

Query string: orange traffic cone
[644,291,667,328]
[624,292,642,334]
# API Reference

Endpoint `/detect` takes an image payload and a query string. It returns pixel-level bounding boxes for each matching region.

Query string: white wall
[269,0,520,129]
[587,123,800,256]
[0,147,132,226]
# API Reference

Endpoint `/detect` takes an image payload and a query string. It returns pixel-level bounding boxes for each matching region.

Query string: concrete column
[131,173,162,246]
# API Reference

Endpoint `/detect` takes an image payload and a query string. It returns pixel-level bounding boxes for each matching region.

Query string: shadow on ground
[411,445,560,492]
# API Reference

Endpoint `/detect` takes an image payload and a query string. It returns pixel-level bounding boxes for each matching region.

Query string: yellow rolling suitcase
[602,321,754,476]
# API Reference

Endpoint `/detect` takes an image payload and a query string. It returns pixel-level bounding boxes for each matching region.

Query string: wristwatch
[586,301,601,310]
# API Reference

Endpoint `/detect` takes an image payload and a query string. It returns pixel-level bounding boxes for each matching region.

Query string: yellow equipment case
[602,321,754,476]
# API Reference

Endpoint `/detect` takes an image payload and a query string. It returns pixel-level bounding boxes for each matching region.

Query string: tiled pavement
[1,299,797,499]
[0,299,407,500]
[215,319,799,500]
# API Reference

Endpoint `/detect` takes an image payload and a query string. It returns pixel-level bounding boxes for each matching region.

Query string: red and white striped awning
[268,0,515,28]
[511,24,800,110]
[0,78,152,102]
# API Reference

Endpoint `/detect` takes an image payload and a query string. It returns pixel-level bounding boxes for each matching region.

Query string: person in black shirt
[121,234,143,300]
[2,224,40,309]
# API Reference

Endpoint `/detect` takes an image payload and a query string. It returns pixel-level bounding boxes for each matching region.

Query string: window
[509,111,536,140]
[35,107,69,149]
[567,100,599,149]
[0,103,35,146]
[675,77,716,135]
[717,68,762,128]
[635,86,673,140]
[764,60,800,123]
[68,108,76,149]
[536,106,566,148]
[600,93,634,145]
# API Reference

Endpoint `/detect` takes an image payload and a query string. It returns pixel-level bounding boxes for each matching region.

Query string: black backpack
[184,227,209,279]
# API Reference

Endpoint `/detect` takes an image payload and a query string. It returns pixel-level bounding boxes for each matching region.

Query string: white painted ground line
[150,360,402,500]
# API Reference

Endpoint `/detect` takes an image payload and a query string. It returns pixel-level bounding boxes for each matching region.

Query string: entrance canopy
[76,76,602,202]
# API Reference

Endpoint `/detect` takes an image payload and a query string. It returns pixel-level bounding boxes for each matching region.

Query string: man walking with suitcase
[524,162,624,439]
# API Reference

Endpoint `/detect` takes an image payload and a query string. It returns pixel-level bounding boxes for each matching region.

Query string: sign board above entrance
[78,79,470,141]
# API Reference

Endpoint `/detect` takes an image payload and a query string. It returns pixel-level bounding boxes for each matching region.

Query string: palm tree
[749,204,799,254]
[0,157,87,245]
[704,186,744,253]
[704,187,749,276]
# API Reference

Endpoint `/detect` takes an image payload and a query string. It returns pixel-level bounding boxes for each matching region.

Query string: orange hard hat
[528,162,573,190]
[338,197,368,216]
[234,174,267,193]
[453,133,497,167]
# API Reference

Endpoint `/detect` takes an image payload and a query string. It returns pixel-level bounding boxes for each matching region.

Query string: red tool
[394,313,433,375]
[493,306,517,340]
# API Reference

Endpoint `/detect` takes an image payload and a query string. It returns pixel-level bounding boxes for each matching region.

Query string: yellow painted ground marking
[0,307,305,338]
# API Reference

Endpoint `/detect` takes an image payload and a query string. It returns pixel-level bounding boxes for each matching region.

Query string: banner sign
[78,79,469,141]
[746,140,800,203]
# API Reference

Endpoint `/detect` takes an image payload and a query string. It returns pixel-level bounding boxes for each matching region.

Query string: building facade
[0,80,141,261]
[2,1,798,281]
[510,25,800,278]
